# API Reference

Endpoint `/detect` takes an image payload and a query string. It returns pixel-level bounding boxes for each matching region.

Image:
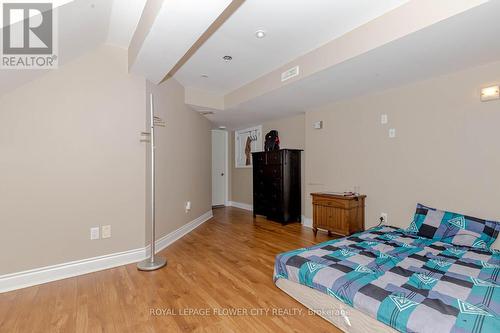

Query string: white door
[212,130,227,206]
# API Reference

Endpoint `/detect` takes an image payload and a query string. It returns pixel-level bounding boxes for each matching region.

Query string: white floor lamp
[137,93,167,271]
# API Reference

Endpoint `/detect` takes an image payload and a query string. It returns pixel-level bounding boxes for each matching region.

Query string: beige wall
[305,60,500,248]
[2,41,498,279]
[0,46,147,275]
[146,79,212,242]
[229,129,253,205]
[230,114,306,209]
[0,46,213,277]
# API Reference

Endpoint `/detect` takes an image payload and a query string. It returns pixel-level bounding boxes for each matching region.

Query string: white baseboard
[228,201,253,211]
[151,210,213,254]
[0,210,213,293]
[0,247,145,294]
[302,215,313,228]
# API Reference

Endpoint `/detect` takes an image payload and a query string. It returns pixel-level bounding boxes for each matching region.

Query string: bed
[274,222,500,333]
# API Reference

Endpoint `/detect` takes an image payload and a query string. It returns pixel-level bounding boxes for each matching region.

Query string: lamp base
[137,256,167,271]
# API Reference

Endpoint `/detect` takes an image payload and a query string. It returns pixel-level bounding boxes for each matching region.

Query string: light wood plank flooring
[0,207,341,333]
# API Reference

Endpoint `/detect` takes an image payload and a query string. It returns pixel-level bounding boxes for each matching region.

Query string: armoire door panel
[251,150,302,223]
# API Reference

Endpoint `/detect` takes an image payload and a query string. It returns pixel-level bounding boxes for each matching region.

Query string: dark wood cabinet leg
[313,227,318,236]
[328,230,332,237]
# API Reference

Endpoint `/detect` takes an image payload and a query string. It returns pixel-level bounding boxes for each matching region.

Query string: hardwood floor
[0,207,342,333]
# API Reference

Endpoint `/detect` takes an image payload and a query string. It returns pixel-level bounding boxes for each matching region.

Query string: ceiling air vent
[281,66,300,82]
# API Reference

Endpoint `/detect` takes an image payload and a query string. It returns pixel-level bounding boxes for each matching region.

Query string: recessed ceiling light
[222,55,232,62]
[255,30,266,39]
[201,74,208,78]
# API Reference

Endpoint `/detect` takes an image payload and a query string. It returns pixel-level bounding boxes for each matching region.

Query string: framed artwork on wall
[234,125,262,168]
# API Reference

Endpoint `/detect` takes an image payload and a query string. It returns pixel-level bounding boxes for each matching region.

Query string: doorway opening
[211,129,228,207]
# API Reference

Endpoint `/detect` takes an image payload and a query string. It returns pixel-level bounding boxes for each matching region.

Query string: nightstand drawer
[312,198,353,209]
[311,193,366,237]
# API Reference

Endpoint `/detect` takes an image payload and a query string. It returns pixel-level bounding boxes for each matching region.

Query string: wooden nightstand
[311,193,366,237]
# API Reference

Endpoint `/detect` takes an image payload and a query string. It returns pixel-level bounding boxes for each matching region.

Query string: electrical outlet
[380,213,388,225]
[389,128,396,138]
[185,201,191,213]
[101,225,111,239]
[90,227,100,240]
[381,114,388,125]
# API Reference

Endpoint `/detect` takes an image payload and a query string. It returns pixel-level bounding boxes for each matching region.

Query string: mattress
[274,226,500,333]
[276,277,397,333]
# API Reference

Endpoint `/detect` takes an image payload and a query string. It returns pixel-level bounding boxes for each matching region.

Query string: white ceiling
[174,0,410,94]
[0,0,112,96]
[0,0,144,97]
[129,0,234,84]
[0,0,74,28]
[107,0,147,49]
[205,0,500,128]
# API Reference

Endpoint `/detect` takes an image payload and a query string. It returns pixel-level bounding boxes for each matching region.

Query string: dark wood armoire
[252,149,302,223]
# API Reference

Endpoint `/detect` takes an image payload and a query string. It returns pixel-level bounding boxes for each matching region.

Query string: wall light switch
[101,225,111,239]
[313,121,323,129]
[90,227,100,240]
[381,114,388,124]
[389,128,396,138]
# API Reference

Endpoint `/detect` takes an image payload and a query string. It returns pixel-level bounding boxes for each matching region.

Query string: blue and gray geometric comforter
[274,226,500,333]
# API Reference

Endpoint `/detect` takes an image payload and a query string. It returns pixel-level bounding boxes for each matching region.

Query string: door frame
[211,129,229,207]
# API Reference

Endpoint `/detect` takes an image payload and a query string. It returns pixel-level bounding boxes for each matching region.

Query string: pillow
[408,203,500,249]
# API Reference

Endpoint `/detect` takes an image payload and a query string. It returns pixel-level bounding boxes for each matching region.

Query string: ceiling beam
[161,0,245,83]
[128,0,239,84]
[223,0,489,109]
